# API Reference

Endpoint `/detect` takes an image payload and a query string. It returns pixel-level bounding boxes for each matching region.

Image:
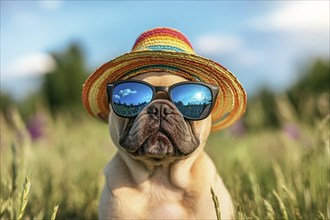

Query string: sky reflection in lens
[112,82,153,105]
[112,82,153,117]
[170,84,212,105]
[171,84,212,119]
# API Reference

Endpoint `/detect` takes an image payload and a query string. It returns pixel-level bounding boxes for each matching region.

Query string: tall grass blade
[263,199,275,220]
[273,163,286,196]
[11,143,18,219]
[317,210,325,220]
[211,187,221,220]
[281,184,296,218]
[237,203,244,220]
[51,204,59,220]
[17,174,31,220]
[249,173,262,216]
[273,190,288,220]
[294,208,303,220]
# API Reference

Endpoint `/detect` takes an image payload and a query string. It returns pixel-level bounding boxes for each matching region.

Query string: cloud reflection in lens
[112,82,153,117]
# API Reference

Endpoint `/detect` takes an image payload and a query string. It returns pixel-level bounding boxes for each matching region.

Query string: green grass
[0,107,329,219]
[206,116,329,219]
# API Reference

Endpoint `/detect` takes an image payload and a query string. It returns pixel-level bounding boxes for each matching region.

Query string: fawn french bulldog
[98,72,234,219]
[81,27,246,220]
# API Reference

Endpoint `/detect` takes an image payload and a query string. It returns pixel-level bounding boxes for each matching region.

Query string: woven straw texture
[82,27,247,131]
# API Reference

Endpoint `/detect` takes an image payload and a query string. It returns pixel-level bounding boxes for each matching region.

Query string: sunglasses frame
[106,80,219,120]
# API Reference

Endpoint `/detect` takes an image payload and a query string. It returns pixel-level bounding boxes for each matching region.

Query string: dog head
[108,72,212,165]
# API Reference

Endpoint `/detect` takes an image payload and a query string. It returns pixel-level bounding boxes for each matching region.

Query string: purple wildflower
[26,114,46,141]
[283,123,301,140]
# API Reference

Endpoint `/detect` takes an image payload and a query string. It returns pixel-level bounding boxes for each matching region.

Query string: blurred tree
[1,91,47,122]
[245,88,280,129]
[287,59,330,121]
[42,43,87,113]
[244,58,329,129]
[289,59,329,96]
[0,92,15,112]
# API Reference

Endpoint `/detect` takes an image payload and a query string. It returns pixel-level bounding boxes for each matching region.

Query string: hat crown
[131,27,195,54]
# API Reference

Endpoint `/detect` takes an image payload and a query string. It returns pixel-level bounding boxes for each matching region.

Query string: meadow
[0,93,329,220]
[0,58,329,220]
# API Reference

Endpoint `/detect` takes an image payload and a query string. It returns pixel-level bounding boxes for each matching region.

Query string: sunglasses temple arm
[210,85,219,100]
[106,84,113,103]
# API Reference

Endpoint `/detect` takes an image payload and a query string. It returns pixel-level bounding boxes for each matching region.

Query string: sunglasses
[106,80,219,120]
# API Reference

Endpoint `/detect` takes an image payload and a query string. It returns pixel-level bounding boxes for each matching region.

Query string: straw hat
[82,27,247,131]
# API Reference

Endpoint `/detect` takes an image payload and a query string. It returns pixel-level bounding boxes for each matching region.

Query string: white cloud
[119,89,137,97]
[250,1,329,34]
[38,0,63,11]
[114,94,121,99]
[12,11,39,27]
[194,33,264,67]
[194,34,243,56]
[3,53,57,79]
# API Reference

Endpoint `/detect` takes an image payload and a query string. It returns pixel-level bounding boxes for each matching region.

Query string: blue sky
[113,83,152,105]
[1,1,329,99]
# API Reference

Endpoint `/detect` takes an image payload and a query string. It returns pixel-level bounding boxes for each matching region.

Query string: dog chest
[109,184,188,219]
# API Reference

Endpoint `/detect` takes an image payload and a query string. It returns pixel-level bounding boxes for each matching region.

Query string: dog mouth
[132,131,184,160]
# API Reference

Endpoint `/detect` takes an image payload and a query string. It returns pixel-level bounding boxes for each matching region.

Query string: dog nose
[147,102,173,119]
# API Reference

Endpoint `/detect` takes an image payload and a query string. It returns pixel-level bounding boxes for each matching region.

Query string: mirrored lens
[170,84,212,119]
[112,82,153,117]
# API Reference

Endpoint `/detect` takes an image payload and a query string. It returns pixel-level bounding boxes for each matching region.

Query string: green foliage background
[0,44,329,219]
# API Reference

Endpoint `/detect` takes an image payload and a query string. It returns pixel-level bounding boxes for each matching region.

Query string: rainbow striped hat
[82,27,247,131]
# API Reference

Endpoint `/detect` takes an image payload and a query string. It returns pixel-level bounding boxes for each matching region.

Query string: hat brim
[82,50,247,131]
